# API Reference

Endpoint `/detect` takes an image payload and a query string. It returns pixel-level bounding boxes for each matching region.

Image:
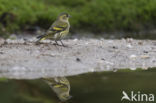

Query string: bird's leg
[54,40,59,45]
[58,33,66,47]
[60,40,65,47]
[60,40,68,47]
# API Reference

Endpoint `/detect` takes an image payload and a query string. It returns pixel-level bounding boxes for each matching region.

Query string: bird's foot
[53,43,68,47]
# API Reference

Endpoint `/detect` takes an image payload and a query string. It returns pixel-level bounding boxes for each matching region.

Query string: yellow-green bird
[43,77,72,102]
[36,12,71,46]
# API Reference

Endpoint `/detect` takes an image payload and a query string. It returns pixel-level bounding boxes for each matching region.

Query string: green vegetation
[0,0,156,35]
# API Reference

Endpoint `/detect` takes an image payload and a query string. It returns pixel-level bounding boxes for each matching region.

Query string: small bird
[36,12,71,47]
[43,77,72,102]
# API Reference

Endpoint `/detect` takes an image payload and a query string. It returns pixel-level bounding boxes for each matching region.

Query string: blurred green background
[0,68,156,103]
[0,0,156,38]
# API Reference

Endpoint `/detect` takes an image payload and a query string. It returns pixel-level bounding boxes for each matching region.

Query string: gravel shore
[0,39,156,79]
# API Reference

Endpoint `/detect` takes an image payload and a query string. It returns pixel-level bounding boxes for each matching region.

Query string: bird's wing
[48,21,68,33]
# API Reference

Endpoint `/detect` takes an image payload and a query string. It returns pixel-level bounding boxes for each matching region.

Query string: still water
[0,68,156,103]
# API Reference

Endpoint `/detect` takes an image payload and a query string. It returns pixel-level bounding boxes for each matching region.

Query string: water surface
[0,68,156,103]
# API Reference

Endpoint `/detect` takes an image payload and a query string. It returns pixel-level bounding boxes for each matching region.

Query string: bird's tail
[36,34,46,43]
